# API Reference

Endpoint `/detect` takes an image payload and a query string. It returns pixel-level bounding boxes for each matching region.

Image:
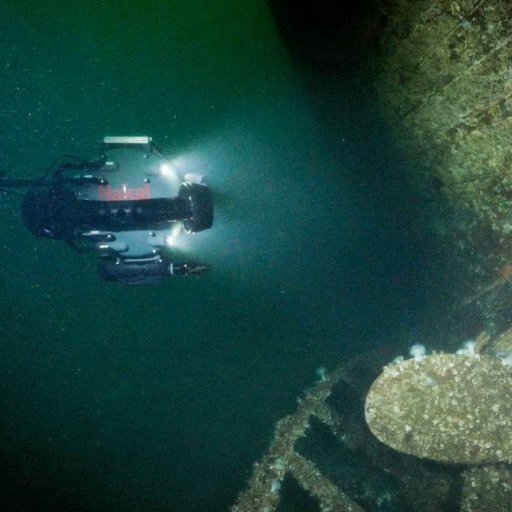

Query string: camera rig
[1,136,214,284]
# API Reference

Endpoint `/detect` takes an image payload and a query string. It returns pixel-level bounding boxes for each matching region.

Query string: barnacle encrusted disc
[364,354,512,464]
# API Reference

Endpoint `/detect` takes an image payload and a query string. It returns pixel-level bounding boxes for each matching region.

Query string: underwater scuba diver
[0,136,214,284]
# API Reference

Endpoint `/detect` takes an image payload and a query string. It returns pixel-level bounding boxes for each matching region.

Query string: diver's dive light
[1,136,214,284]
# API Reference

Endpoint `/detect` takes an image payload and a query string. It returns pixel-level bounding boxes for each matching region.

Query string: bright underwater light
[159,162,174,176]
[166,223,185,248]
[158,161,181,189]
[159,155,205,188]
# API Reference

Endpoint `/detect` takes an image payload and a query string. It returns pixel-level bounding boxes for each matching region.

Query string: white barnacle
[456,340,476,356]
[409,344,427,361]
[270,480,282,493]
[391,355,404,365]
[315,366,328,382]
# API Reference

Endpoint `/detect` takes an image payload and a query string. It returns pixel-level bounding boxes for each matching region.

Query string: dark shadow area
[0,446,91,512]
[296,417,408,511]
[269,0,387,72]
[277,473,321,512]
[268,0,453,338]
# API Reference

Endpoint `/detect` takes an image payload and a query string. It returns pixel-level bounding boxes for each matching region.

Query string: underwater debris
[232,347,458,511]
[230,361,366,512]
[365,353,512,464]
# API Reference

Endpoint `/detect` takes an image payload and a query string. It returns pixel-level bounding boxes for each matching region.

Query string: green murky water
[0,2,441,510]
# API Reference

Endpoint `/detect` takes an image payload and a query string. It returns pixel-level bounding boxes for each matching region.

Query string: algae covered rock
[364,354,512,464]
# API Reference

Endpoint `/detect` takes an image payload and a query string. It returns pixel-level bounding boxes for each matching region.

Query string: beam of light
[159,162,174,176]
[166,222,185,248]
[159,161,180,189]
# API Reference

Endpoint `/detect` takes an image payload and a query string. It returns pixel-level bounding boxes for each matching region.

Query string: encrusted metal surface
[375,0,512,282]
[230,360,366,512]
[365,353,512,464]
